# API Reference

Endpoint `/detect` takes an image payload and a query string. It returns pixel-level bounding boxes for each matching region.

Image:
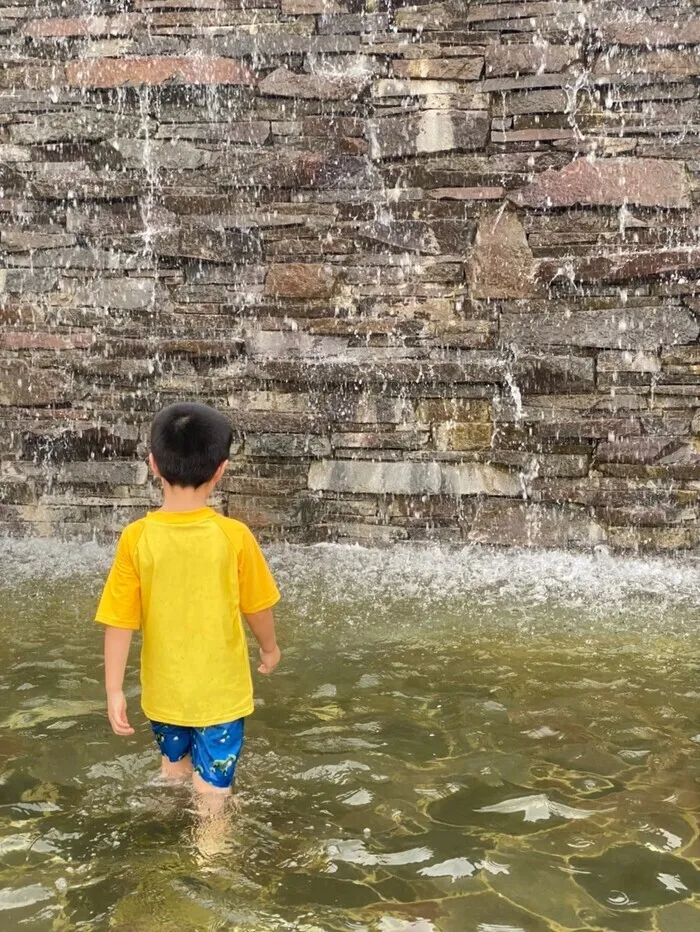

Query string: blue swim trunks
[150,718,245,789]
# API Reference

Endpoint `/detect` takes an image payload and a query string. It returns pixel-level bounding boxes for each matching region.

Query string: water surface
[1,540,700,931]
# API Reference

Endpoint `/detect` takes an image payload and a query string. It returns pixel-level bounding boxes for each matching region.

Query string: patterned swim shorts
[150,718,245,788]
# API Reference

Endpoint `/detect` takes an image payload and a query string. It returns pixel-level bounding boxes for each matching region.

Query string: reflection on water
[1,540,700,931]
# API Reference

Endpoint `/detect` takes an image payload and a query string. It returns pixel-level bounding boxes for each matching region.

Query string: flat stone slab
[308,460,520,496]
[502,305,700,350]
[66,56,256,87]
[264,264,337,299]
[368,110,489,160]
[510,158,690,210]
[467,208,542,300]
[259,66,370,100]
[309,460,443,495]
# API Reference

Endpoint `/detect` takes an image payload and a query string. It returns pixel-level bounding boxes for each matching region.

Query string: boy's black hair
[150,403,233,488]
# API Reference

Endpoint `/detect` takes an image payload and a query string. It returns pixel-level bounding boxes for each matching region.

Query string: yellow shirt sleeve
[95,524,143,630]
[238,526,281,616]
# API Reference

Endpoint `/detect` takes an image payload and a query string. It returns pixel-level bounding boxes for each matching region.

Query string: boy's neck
[159,483,212,513]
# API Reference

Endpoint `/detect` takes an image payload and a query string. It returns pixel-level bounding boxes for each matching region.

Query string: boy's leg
[150,721,193,782]
[191,720,244,857]
[163,754,193,781]
[192,770,229,796]
[190,719,244,798]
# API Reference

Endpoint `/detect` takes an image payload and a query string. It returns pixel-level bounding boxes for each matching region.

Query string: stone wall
[1,0,700,551]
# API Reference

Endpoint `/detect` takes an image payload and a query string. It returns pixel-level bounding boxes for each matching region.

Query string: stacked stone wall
[2,0,700,550]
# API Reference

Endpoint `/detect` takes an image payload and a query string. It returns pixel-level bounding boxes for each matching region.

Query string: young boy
[95,402,281,796]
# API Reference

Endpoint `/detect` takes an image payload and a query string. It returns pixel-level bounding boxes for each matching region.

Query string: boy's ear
[148,453,161,478]
[213,460,228,483]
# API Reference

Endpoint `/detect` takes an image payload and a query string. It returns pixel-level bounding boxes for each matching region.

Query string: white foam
[267,542,700,620]
[2,537,699,629]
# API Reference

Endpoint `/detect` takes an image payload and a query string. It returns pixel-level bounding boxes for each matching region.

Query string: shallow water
[1,540,700,931]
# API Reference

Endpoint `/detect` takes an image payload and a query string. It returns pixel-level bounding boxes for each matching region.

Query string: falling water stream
[1,539,700,931]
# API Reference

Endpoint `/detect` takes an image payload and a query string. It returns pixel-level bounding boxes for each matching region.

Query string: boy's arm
[244,608,280,675]
[95,524,142,736]
[104,626,136,735]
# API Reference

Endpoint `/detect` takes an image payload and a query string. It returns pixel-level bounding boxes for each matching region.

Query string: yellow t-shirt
[95,507,280,727]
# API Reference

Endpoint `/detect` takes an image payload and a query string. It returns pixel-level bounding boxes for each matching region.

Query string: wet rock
[66,56,256,88]
[248,357,507,386]
[435,422,493,451]
[72,279,156,310]
[485,41,579,76]
[0,300,45,326]
[264,264,337,299]
[0,145,31,163]
[56,461,148,485]
[209,34,359,58]
[245,330,347,360]
[392,58,484,80]
[595,439,679,466]
[513,355,595,394]
[493,128,576,144]
[510,158,690,210]
[247,434,330,458]
[332,430,429,450]
[228,493,315,529]
[23,14,140,37]
[0,65,65,91]
[481,73,573,92]
[504,89,569,115]
[368,111,489,159]
[596,18,700,47]
[467,1,583,24]
[416,398,492,422]
[2,270,58,294]
[539,249,700,284]
[158,120,271,145]
[302,116,365,137]
[259,66,369,100]
[430,186,504,200]
[158,338,244,358]
[357,220,442,255]
[1,233,76,252]
[309,460,442,495]
[0,331,93,351]
[597,350,661,375]
[110,140,209,171]
[502,305,700,350]
[609,526,693,550]
[2,0,700,551]
[373,79,487,104]
[0,361,72,406]
[441,463,520,496]
[467,208,541,300]
[216,150,369,189]
[9,112,140,144]
[318,13,390,34]
[66,204,144,236]
[594,49,700,79]
[149,229,263,263]
[281,0,342,11]
[470,501,605,549]
[490,451,590,478]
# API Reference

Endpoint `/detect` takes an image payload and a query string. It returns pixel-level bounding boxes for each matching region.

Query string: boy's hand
[107,690,135,736]
[258,645,281,675]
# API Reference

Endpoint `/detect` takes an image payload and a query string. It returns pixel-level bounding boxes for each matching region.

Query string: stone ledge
[308,459,521,496]
[66,56,256,88]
